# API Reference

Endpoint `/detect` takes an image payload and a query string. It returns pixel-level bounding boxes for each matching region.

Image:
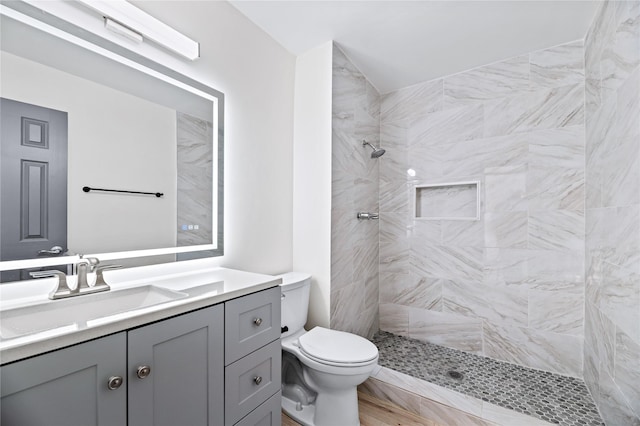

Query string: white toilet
[278,272,379,426]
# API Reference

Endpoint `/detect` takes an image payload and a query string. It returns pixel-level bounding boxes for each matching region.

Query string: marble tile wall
[584,1,640,424]
[177,112,213,247]
[378,39,588,377]
[330,43,380,338]
[328,6,638,421]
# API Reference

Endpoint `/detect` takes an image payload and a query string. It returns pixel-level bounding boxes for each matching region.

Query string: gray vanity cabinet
[128,304,224,426]
[0,305,224,426]
[0,332,127,426]
[0,286,281,426]
[224,286,282,426]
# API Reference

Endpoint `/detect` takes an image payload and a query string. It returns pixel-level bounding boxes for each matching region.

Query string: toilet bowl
[278,272,379,426]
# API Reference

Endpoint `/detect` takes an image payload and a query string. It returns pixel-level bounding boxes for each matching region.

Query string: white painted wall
[1,1,295,277]
[0,52,177,255]
[292,42,333,329]
[125,1,297,274]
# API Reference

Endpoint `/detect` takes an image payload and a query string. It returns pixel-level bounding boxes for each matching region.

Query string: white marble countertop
[0,266,281,365]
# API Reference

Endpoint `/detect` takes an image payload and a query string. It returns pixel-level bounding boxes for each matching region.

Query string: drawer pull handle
[254,376,263,385]
[137,365,151,379]
[107,375,123,390]
[253,317,263,326]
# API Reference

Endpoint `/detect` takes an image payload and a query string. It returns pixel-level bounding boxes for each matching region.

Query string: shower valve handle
[357,212,379,220]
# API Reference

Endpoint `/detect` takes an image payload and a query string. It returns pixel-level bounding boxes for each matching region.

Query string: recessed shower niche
[414,181,480,220]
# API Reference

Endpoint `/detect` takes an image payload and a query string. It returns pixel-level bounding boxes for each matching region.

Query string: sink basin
[181,281,224,297]
[0,285,187,339]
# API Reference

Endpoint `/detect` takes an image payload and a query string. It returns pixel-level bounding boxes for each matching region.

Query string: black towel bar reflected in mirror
[82,186,163,198]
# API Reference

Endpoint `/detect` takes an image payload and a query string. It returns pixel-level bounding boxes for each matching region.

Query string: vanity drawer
[234,391,281,426]
[224,339,281,426]
[225,286,281,364]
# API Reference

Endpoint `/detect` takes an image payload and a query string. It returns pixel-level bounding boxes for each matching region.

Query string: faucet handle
[81,256,100,272]
[94,264,122,289]
[75,256,101,291]
[30,270,76,300]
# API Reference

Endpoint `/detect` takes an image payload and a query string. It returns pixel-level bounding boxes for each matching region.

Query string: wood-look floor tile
[282,392,439,426]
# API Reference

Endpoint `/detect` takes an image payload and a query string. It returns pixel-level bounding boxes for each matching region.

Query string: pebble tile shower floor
[371,331,604,426]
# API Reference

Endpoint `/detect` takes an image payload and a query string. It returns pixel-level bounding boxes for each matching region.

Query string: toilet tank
[277,272,311,338]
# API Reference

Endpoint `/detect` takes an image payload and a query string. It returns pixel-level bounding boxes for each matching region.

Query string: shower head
[371,147,386,158]
[362,140,386,158]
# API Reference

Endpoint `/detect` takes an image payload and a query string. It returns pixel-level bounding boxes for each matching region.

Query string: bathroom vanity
[0,3,276,424]
[0,267,282,426]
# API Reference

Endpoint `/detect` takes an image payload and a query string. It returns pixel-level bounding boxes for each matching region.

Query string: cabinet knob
[107,375,123,390]
[137,365,151,379]
[253,376,263,386]
[253,317,263,326]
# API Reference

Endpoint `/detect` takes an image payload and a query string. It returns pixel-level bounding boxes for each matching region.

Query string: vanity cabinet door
[0,332,127,426]
[127,304,224,426]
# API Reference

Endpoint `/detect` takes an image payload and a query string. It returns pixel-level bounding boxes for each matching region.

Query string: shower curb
[360,366,554,426]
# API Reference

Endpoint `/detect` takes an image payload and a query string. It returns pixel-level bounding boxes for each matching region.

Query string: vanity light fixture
[76,0,199,60]
[104,17,143,44]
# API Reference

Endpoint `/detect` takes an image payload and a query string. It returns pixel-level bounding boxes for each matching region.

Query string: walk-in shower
[362,140,385,158]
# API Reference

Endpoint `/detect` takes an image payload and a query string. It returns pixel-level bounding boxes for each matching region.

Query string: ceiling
[229,1,600,94]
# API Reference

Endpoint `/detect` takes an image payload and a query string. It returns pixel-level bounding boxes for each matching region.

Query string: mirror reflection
[0,5,223,281]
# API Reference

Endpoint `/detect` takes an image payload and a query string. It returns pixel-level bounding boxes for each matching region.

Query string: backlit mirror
[0,2,224,281]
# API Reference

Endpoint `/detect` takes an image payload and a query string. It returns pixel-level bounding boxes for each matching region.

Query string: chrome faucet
[75,256,100,291]
[30,256,121,300]
[30,270,76,300]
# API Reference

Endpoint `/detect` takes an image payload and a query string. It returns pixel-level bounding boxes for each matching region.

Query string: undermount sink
[0,285,188,340]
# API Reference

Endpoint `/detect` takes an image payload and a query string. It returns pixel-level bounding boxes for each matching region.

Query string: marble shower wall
[177,112,213,247]
[584,1,640,424]
[378,40,587,377]
[330,44,380,338]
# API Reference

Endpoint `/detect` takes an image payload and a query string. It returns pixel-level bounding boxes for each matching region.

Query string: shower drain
[446,370,464,380]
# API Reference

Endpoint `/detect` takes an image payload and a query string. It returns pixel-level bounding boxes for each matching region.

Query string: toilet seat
[298,327,378,367]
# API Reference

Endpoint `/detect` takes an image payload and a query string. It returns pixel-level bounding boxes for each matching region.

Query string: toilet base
[282,394,316,426]
[281,388,360,426]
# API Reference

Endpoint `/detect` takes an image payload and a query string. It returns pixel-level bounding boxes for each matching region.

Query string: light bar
[104,17,143,44]
[77,0,199,60]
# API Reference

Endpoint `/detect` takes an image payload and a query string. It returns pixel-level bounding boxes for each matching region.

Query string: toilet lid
[298,327,378,365]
